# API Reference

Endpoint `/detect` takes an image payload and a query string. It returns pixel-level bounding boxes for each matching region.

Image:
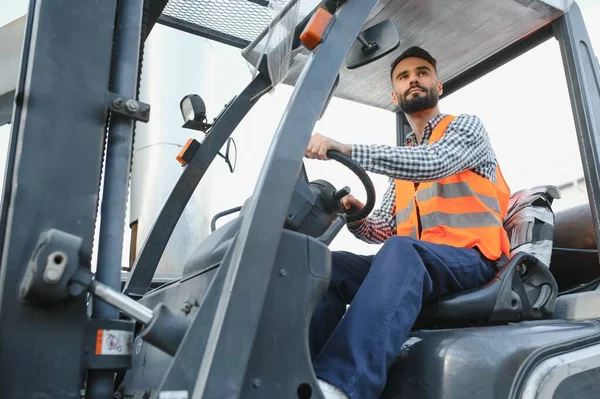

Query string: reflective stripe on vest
[420,211,502,230]
[394,115,511,260]
[416,182,501,214]
[395,200,413,224]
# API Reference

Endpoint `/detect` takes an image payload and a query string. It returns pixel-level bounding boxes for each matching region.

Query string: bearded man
[305,46,511,399]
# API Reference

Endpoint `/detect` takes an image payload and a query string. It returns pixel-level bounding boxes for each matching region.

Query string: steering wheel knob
[334,186,351,200]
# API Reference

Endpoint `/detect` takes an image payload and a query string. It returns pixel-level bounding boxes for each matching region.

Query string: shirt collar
[405,113,448,146]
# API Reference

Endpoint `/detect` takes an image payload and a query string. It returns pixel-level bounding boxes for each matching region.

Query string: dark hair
[390,46,437,80]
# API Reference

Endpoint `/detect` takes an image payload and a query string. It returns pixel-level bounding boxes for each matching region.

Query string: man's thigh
[414,239,496,299]
[372,237,495,300]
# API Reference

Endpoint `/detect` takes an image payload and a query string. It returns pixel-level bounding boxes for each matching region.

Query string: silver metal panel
[270,0,573,111]
[553,291,600,320]
[0,16,26,126]
[521,342,600,398]
[129,25,213,278]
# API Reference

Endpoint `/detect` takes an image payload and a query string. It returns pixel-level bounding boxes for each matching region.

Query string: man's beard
[398,85,439,114]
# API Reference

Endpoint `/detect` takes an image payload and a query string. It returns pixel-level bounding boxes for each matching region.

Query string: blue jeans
[310,236,497,398]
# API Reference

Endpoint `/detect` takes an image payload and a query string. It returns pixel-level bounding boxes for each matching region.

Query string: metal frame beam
[0,0,117,397]
[554,2,600,262]
[395,111,410,146]
[85,0,145,397]
[157,14,251,48]
[147,0,170,35]
[180,0,380,396]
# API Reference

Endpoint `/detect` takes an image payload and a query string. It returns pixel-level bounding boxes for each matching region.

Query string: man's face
[391,57,443,114]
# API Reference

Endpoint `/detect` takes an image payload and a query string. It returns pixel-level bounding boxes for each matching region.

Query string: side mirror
[180,94,212,132]
[344,20,400,70]
[218,137,237,174]
[179,94,237,173]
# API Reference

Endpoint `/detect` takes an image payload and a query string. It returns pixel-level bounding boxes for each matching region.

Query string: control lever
[91,280,153,324]
[91,280,189,356]
[19,229,190,356]
[317,214,346,245]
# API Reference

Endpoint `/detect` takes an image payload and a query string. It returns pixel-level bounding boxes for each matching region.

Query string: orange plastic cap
[300,8,333,50]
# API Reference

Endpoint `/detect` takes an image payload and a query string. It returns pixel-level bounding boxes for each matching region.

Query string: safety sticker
[95,329,133,355]
[159,391,189,399]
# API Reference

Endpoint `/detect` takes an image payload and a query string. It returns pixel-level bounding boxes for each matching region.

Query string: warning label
[95,329,133,355]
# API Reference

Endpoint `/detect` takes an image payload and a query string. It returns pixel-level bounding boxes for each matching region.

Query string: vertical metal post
[0,2,37,273]
[86,0,144,397]
[396,111,409,146]
[553,3,600,261]
[181,0,380,396]
[0,0,117,396]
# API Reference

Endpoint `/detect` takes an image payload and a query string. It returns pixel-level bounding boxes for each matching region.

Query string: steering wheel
[305,150,376,223]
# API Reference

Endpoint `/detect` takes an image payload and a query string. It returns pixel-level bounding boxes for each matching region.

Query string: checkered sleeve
[347,178,396,244]
[351,114,493,182]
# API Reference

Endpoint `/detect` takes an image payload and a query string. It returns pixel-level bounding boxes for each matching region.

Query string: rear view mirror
[180,94,212,132]
[344,20,400,70]
[180,94,236,173]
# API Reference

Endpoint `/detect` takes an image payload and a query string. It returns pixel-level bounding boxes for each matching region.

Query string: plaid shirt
[347,113,498,244]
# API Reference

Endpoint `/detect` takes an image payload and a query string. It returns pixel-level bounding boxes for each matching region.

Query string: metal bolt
[516,264,527,274]
[126,99,139,113]
[112,98,123,108]
[279,269,287,277]
[252,378,261,388]
[142,390,151,398]
[181,295,199,314]
[43,251,68,284]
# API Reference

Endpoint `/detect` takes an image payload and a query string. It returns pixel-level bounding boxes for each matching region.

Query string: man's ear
[437,80,444,97]
[391,90,399,105]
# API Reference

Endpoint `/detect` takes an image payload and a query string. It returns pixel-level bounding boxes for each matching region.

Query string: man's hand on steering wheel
[306,133,352,160]
[303,133,375,224]
[341,194,364,213]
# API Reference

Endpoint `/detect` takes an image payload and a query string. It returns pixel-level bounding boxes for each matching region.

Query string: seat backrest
[503,185,561,267]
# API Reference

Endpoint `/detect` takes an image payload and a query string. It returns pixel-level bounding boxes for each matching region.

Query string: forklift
[0,0,600,398]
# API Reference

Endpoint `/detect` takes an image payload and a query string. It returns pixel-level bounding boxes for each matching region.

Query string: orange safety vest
[394,115,511,261]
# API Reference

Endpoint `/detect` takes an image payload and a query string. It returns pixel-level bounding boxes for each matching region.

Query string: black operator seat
[416,185,561,328]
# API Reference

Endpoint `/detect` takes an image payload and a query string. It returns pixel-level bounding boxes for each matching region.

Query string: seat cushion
[415,252,558,328]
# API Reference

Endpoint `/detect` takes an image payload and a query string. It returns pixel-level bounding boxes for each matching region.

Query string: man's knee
[377,236,425,273]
